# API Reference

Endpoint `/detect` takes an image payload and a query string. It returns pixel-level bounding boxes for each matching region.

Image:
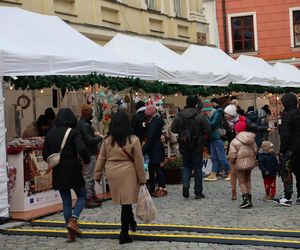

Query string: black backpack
[178,113,199,153]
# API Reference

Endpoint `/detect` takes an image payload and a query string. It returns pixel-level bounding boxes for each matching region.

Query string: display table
[8,147,61,213]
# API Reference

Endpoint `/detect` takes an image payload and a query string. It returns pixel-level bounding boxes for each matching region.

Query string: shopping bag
[136,185,157,223]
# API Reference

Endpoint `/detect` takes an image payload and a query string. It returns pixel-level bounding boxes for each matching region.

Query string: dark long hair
[109,112,132,147]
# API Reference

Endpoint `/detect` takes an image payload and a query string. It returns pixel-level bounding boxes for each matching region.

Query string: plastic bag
[136,185,157,223]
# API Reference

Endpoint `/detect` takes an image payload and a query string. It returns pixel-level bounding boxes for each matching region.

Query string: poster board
[8,149,60,212]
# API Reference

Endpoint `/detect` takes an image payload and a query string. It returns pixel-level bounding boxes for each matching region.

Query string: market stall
[0,6,160,219]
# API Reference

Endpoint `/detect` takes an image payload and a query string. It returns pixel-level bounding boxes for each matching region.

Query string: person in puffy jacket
[258,141,279,201]
[43,108,90,243]
[228,116,258,209]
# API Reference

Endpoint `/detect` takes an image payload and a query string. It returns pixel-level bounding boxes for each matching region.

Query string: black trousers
[281,152,300,199]
[149,163,166,193]
[121,205,134,234]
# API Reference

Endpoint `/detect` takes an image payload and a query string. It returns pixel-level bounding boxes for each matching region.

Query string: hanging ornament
[87,94,95,104]
[124,95,131,103]
[102,101,109,110]
[107,92,114,104]
[98,91,106,98]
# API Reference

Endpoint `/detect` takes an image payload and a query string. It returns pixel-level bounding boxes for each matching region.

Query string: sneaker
[195,193,205,199]
[225,173,231,181]
[263,195,272,201]
[204,172,217,182]
[182,187,189,198]
[152,188,168,197]
[296,197,300,205]
[273,196,292,207]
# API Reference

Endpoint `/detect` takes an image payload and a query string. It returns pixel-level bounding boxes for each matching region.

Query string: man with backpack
[171,96,211,199]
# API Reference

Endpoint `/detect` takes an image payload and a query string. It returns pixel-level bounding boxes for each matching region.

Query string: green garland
[4,74,300,96]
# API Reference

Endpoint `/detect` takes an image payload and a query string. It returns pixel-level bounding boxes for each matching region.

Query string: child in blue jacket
[258,141,279,200]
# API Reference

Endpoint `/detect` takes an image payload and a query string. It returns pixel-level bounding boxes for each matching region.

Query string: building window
[174,0,182,17]
[293,10,300,47]
[231,16,254,52]
[228,12,258,54]
[146,0,155,10]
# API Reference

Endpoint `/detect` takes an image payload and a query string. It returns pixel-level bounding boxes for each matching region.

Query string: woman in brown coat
[228,116,258,209]
[94,112,146,244]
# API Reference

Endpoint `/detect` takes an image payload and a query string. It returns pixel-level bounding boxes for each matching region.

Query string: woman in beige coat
[228,116,258,209]
[94,112,146,244]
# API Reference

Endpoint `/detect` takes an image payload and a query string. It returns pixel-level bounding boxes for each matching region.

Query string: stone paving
[0,168,300,250]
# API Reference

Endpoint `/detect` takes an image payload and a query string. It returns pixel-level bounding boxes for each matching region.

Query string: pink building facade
[216,0,300,67]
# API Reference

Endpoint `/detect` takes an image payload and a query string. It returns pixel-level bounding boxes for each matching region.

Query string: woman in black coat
[142,105,167,197]
[43,108,90,243]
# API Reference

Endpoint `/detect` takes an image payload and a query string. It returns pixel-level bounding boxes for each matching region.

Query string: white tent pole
[31,90,37,122]
[253,92,257,110]
[0,75,9,219]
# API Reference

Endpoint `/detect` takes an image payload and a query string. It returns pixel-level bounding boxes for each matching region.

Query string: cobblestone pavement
[1,168,300,250]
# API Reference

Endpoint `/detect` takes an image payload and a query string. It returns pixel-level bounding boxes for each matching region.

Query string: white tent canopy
[236,55,280,86]
[105,33,230,86]
[182,45,279,86]
[273,62,300,87]
[182,45,246,84]
[0,7,157,80]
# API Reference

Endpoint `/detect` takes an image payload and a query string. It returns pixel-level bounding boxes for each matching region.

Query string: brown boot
[85,197,101,208]
[66,217,82,236]
[231,190,237,200]
[66,230,76,243]
[92,195,104,204]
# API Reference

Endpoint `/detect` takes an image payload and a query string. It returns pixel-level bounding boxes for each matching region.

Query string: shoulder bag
[47,128,72,169]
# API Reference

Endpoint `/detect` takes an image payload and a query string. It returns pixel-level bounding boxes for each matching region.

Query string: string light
[85,87,88,91]
[175,93,178,97]
[135,92,138,96]
[162,96,165,99]
[9,85,13,90]
[40,89,44,94]
[229,94,232,97]
[263,96,266,99]
[276,96,280,101]
[257,96,260,100]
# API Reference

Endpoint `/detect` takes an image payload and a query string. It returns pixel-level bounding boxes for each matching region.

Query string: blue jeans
[59,185,86,223]
[210,139,231,173]
[182,153,203,195]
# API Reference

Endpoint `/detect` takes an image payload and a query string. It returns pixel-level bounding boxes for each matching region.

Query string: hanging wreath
[16,94,31,110]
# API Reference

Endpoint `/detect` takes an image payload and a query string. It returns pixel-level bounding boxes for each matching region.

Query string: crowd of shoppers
[40,92,299,244]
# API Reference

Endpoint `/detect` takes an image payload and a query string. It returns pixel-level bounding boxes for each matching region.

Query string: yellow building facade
[0,0,209,53]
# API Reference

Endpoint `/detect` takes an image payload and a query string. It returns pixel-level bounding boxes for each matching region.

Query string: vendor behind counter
[22,115,49,139]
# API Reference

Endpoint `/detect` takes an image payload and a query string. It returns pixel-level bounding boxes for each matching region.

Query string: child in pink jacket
[228,116,258,209]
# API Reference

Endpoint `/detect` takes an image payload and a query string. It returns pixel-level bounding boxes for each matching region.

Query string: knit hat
[202,100,213,111]
[145,105,157,117]
[224,104,237,117]
[261,141,274,153]
[234,116,247,133]
[81,104,93,117]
